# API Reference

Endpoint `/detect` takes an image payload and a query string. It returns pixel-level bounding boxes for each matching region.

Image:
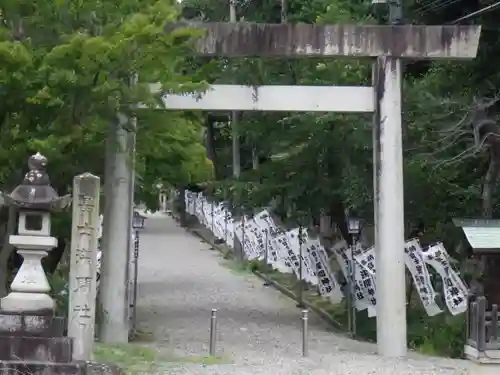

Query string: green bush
[49,265,69,317]
[407,310,465,357]
[324,294,466,357]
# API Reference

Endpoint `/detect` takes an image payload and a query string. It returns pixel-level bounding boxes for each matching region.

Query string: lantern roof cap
[2,153,71,211]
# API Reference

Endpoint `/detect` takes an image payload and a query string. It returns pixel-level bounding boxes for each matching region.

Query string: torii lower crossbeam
[159,84,374,112]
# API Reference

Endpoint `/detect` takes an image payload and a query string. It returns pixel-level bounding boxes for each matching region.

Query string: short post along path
[133,214,473,374]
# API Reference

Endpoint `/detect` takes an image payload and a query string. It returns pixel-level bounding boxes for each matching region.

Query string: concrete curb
[187,225,343,331]
[252,270,343,330]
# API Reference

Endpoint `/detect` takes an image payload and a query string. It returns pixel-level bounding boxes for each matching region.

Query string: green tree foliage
[0,0,213,189]
[0,0,212,292]
[136,111,213,207]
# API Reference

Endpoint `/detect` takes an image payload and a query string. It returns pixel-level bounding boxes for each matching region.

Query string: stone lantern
[0,152,71,313]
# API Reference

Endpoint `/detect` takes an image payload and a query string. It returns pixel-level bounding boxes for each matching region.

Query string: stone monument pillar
[68,173,100,361]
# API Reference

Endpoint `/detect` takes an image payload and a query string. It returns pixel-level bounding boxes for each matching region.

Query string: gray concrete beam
[168,22,481,59]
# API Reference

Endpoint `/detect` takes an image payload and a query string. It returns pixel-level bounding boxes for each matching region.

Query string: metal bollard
[296,227,305,308]
[263,229,271,286]
[211,202,215,241]
[131,229,140,333]
[301,309,308,357]
[224,210,228,244]
[350,249,357,338]
[209,309,217,356]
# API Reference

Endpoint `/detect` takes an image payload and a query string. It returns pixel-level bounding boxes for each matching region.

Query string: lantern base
[1,292,55,314]
[0,312,65,337]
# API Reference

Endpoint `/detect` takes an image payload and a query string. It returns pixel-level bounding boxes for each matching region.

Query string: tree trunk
[205,115,220,179]
[329,199,352,245]
[231,111,241,178]
[252,147,259,170]
[482,147,499,218]
[319,210,334,238]
[178,187,187,227]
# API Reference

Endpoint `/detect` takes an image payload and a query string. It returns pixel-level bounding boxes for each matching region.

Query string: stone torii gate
[160,22,481,357]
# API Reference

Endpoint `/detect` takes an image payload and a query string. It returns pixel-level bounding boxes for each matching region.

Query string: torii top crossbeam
[169,22,481,59]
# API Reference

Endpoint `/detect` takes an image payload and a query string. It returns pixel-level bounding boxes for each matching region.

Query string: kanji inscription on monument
[68,173,100,361]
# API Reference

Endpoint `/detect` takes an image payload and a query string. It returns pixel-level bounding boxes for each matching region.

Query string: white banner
[184,191,469,318]
[202,199,214,231]
[405,239,443,316]
[422,242,468,315]
[196,194,207,226]
[286,228,317,284]
[271,231,299,275]
[245,217,267,258]
[212,203,228,240]
[234,217,261,260]
[220,206,234,247]
[306,239,343,303]
[331,240,375,316]
[352,244,377,315]
[253,211,292,273]
[357,239,443,316]
[186,191,197,215]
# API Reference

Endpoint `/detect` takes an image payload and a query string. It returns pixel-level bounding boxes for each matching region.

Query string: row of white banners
[185,191,469,317]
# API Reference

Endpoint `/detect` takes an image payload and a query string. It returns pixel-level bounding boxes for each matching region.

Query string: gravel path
[135,215,473,375]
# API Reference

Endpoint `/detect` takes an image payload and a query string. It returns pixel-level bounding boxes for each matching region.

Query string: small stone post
[68,173,100,361]
[159,192,167,212]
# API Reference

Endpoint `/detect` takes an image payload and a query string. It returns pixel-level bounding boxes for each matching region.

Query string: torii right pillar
[371,28,480,357]
[170,22,482,357]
